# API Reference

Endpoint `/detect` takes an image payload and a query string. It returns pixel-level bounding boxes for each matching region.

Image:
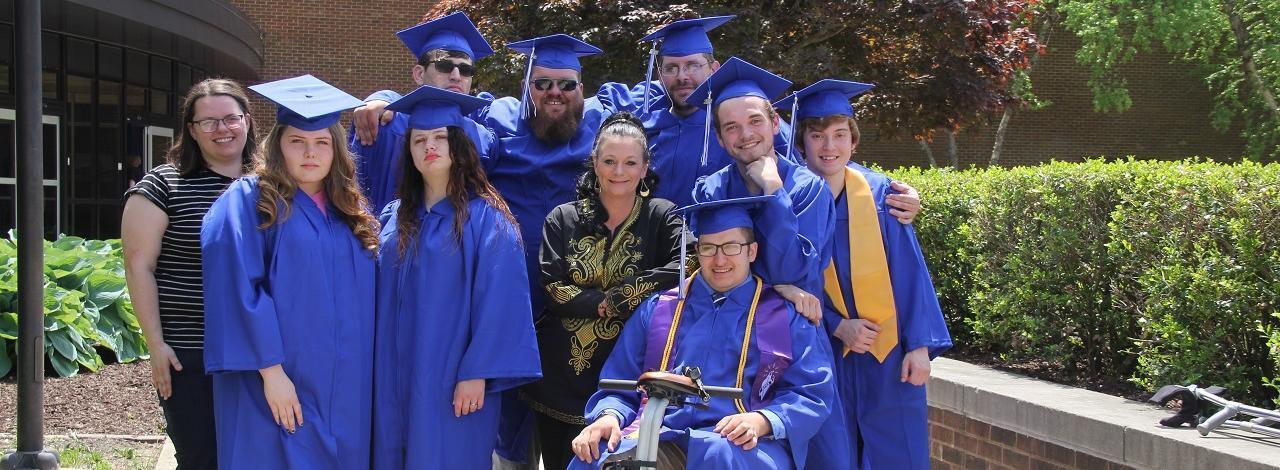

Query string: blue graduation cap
[396,12,494,60]
[507,34,602,72]
[672,195,774,297]
[773,79,875,161]
[508,34,603,119]
[642,15,736,57]
[638,15,736,114]
[684,57,791,167]
[249,75,364,132]
[386,84,492,131]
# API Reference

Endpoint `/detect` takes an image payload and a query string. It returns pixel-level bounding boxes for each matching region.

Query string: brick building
[3,0,1248,240]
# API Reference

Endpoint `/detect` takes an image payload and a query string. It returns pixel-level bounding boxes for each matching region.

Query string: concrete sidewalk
[153,437,175,470]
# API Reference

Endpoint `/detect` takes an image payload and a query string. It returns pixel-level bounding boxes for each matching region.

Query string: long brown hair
[254,123,380,253]
[167,78,259,176]
[396,126,518,261]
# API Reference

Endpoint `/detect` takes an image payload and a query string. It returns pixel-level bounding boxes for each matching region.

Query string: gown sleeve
[881,207,953,359]
[200,179,285,373]
[602,201,693,318]
[540,205,609,318]
[583,295,656,426]
[364,89,402,103]
[753,179,836,293]
[456,205,543,392]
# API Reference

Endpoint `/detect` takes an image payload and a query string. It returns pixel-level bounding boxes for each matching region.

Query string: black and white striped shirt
[126,164,234,351]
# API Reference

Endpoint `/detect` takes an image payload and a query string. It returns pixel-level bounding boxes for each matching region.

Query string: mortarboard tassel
[642,42,658,115]
[521,45,537,120]
[678,215,688,299]
[787,98,799,163]
[700,92,713,168]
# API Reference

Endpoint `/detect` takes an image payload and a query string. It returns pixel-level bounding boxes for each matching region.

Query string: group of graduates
[121,9,952,470]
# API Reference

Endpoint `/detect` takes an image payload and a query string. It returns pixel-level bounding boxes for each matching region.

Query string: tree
[426,0,1041,167]
[1057,0,1280,161]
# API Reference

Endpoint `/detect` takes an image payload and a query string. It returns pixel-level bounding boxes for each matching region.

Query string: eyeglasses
[190,114,245,133]
[531,78,580,92]
[430,59,476,78]
[658,61,711,77]
[695,241,752,257]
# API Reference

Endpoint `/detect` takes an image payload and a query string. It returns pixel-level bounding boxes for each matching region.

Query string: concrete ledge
[928,357,1280,470]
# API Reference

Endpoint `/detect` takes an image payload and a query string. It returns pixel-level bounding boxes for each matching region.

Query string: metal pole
[4,0,58,467]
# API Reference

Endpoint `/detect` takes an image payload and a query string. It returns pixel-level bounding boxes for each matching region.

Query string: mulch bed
[0,361,165,436]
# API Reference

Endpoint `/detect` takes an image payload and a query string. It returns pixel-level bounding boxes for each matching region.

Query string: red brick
[1014,434,1044,456]
[933,423,955,444]
[967,419,992,438]
[942,444,965,465]
[1003,447,1032,470]
[990,425,1018,447]
[964,453,992,470]
[1074,451,1115,469]
[954,432,981,452]
[1042,441,1075,466]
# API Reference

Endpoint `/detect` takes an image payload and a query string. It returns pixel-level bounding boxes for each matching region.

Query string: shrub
[887,159,1280,407]
[0,232,145,378]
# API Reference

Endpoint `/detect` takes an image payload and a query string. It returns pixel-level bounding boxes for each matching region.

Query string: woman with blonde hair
[200,75,379,469]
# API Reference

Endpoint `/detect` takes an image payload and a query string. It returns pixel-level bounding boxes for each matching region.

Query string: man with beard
[347,12,499,212]
[635,16,923,220]
[479,33,640,470]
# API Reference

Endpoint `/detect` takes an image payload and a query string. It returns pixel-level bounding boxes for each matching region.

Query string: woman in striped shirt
[122,78,259,470]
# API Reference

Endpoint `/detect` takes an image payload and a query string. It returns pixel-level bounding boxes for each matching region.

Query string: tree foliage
[1057,0,1280,161]
[426,0,1041,142]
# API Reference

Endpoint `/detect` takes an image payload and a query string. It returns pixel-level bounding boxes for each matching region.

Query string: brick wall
[857,29,1248,169]
[223,2,1247,167]
[930,407,1137,470]
[226,0,432,128]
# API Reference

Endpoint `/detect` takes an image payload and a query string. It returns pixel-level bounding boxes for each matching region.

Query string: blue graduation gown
[690,156,835,297]
[571,276,835,470]
[372,198,542,470]
[201,178,375,470]
[807,163,953,470]
[350,89,499,213]
[480,91,617,463]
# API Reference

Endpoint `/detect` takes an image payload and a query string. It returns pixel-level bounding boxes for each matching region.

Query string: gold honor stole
[821,167,899,362]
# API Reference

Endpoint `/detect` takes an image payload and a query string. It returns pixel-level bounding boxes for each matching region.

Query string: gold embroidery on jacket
[557,198,646,375]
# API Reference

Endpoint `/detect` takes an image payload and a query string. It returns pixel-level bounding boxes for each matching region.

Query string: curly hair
[395,126,519,261]
[574,112,660,227]
[253,123,380,253]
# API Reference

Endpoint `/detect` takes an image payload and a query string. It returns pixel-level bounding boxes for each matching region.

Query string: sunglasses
[429,60,476,78]
[531,78,580,92]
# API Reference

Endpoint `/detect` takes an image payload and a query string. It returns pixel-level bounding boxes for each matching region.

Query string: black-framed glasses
[190,114,245,133]
[531,78,580,92]
[430,59,476,78]
[658,61,711,77]
[696,241,752,257]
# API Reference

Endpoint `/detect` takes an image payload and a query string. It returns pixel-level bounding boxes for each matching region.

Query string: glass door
[0,108,61,239]
[143,125,172,169]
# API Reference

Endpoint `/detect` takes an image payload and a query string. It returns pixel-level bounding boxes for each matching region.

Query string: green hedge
[0,233,146,378]
[890,159,1280,407]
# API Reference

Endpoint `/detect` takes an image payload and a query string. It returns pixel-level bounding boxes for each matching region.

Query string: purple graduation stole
[641,277,793,411]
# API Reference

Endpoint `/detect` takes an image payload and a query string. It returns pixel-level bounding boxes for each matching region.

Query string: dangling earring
[638,179,651,197]
[593,175,600,193]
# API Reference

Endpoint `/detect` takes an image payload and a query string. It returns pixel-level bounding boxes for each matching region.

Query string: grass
[0,435,160,470]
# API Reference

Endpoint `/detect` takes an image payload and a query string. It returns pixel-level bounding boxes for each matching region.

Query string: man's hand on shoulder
[353,100,393,145]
